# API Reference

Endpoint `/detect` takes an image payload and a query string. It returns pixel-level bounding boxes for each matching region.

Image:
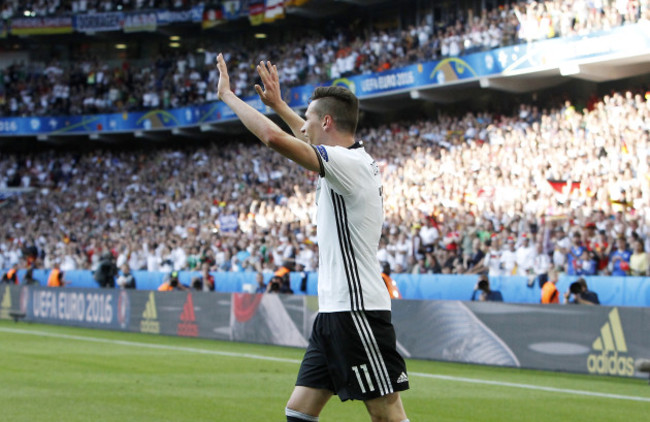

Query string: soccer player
[216,54,410,422]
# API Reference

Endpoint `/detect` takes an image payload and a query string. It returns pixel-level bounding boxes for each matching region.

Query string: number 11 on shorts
[351,364,375,393]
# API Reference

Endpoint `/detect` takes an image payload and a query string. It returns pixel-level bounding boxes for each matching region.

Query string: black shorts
[295,310,409,401]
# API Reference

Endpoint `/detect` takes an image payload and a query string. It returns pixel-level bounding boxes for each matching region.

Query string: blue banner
[74,12,123,33]
[222,0,244,20]
[25,285,130,330]
[155,4,204,24]
[123,11,157,33]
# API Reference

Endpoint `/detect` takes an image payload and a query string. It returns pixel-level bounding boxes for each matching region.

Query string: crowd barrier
[1,285,648,378]
[3,268,650,307]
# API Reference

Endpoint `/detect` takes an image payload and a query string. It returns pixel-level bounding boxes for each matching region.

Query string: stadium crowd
[2,88,650,279]
[2,0,650,116]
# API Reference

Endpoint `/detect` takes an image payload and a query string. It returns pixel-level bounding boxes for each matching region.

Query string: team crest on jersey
[315,145,329,162]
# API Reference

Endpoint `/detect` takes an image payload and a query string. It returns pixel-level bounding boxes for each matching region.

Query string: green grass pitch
[1,320,649,421]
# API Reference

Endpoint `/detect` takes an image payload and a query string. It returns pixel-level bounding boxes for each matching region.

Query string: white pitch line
[2,326,650,403]
[0,327,301,364]
[410,372,650,403]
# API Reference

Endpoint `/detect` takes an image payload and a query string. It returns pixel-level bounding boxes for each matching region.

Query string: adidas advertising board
[587,308,634,376]
[140,291,160,333]
[4,285,650,378]
[0,285,13,320]
[177,293,198,337]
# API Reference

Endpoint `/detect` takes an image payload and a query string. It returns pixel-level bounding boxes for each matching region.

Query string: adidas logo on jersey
[586,308,634,376]
[396,372,409,384]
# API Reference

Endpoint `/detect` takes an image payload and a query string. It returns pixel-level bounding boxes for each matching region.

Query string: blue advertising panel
[24,286,130,330]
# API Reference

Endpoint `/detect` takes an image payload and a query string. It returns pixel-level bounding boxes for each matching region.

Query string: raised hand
[216,53,231,100]
[255,60,282,108]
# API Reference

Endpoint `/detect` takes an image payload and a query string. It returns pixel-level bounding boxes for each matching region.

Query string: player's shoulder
[315,142,370,165]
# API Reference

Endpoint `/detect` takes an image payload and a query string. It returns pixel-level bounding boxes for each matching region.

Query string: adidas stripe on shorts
[295,310,409,401]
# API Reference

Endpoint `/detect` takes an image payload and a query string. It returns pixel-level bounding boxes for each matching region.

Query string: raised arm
[216,54,319,173]
[255,60,310,143]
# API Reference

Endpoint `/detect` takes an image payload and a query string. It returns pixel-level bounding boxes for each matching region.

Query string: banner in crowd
[74,12,124,33]
[222,0,245,20]
[2,23,650,137]
[2,285,649,378]
[10,16,74,35]
[155,4,204,25]
[123,12,158,33]
[248,0,265,26]
[202,8,225,29]
[217,213,240,232]
[264,0,285,23]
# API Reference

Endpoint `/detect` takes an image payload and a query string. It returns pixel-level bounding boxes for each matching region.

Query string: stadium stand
[1,87,650,279]
[1,0,650,294]
[1,0,648,116]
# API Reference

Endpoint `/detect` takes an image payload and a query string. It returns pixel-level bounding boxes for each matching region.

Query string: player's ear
[322,115,332,129]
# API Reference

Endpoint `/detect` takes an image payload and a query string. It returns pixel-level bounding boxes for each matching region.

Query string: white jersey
[313,142,390,312]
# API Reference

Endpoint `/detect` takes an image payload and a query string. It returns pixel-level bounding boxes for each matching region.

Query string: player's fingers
[257,61,269,78]
[254,84,264,97]
[216,54,226,72]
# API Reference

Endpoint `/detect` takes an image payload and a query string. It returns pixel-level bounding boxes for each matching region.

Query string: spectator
[629,239,649,276]
[500,237,518,275]
[609,236,632,276]
[566,231,586,276]
[530,242,551,288]
[254,272,267,294]
[465,238,488,274]
[191,262,215,292]
[515,234,536,277]
[116,264,136,289]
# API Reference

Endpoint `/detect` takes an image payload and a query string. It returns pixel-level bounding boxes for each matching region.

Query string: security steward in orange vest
[541,269,560,304]
[1,265,19,284]
[381,263,402,299]
[158,271,188,291]
[47,264,67,287]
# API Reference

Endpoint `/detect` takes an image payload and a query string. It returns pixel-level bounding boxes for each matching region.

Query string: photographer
[266,275,283,293]
[266,274,293,294]
[158,271,189,291]
[564,278,600,305]
[471,275,503,302]
[94,252,118,288]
